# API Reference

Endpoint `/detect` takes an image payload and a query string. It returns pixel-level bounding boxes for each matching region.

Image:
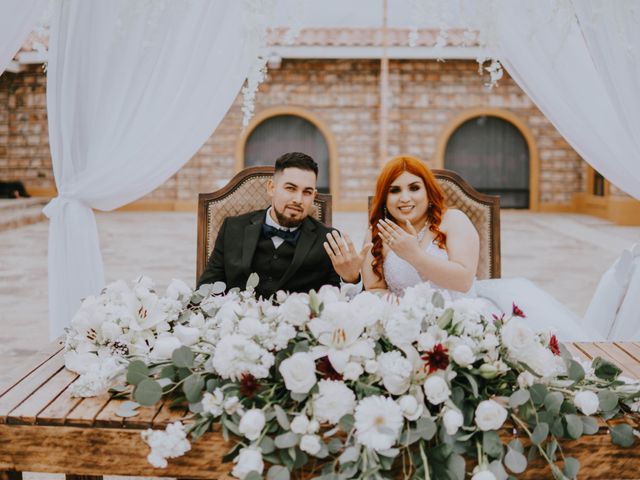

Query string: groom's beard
[273,204,305,228]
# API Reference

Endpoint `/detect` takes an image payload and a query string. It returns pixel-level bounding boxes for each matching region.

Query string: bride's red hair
[370,156,447,281]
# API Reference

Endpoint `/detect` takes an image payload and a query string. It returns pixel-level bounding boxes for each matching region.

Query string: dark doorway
[444,115,530,208]
[245,114,330,193]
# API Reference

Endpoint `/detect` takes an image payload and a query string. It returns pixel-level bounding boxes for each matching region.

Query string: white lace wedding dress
[383,232,603,342]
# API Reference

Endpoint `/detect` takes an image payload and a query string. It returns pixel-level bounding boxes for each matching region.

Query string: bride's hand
[377,218,422,262]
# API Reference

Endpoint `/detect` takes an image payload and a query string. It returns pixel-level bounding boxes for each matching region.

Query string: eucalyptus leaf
[328,438,343,453]
[598,390,618,412]
[134,379,163,406]
[592,357,622,381]
[339,414,355,432]
[509,389,531,408]
[544,391,564,415]
[581,416,599,435]
[157,377,173,388]
[446,453,465,480]
[488,460,509,480]
[564,414,583,440]
[274,404,290,430]
[172,346,194,368]
[563,457,580,479]
[260,436,276,455]
[610,423,635,447]
[531,422,549,445]
[211,281,226,295]
[504,447,527,474]
[508,439,524,454]
[566,360,585,383]
[551,417,565,437]
[530,384,548,406]
[378,448,400,458]
[482,431,503,458]
[246,272,260,290]
[267,465,290,480]
[126,360,149,386]
[115,403,140,418]
[416,417,437,441]
[274,431,299,449]
[244,472,262,480]
[339,445,360,464]
[293,340,309,353]
[183,374,204,403]
[315,441,329,459]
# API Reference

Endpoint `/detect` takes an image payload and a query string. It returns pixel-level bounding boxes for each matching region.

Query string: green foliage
[592,357,622,381]
[134,379,163,406]
[172,346,194,368]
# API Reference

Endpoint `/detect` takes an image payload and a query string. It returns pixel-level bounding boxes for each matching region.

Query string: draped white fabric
[495,0,640,200]
[0,0,48,75]
[45,0,254,338]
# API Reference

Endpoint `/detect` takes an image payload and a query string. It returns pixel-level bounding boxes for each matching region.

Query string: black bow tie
[262,223,301,246]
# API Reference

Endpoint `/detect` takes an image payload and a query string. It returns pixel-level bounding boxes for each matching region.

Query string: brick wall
[0,60,586,206]
[0,65,52,192]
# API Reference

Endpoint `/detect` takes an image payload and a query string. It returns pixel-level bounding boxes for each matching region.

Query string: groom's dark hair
[274,152,318,177]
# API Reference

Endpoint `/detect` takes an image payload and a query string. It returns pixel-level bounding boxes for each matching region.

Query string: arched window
[244,114,330,193]
[444,116,530,208]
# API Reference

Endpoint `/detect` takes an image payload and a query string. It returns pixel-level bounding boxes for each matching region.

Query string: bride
[361,155,603,342]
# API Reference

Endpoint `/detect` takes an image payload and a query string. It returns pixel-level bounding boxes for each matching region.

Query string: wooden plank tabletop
[0,341,639,479]
[3,341,638,428]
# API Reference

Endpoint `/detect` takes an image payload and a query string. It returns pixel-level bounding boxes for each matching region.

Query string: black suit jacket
[197,209,341,296]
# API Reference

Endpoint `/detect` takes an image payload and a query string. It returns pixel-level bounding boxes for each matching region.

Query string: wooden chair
[196,166,333,281]
[369,169,501,279]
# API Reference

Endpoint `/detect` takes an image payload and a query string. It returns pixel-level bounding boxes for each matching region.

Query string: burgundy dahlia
[549,335,561,356]
[512,302,526,318]
[239,373,260,399]
[421,343,450,374]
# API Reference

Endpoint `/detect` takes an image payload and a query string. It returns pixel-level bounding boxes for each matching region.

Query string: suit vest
[251,234,296,298]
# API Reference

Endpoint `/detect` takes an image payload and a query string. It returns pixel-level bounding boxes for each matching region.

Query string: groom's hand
[323,231,372,283]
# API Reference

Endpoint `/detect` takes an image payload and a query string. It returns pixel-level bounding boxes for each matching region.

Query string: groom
[197,152,370,298]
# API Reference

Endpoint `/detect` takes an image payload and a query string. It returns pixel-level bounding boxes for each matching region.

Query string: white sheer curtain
[0,0,48,75]
[494,0,640,200]
[46,0,255,338]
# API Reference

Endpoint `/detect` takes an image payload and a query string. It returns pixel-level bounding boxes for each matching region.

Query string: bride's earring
[383,206,388,219]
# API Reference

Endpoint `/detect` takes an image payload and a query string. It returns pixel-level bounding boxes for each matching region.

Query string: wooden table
[1,341,640,480]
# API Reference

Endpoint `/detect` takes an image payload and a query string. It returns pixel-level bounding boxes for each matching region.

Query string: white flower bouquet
[64,275,640,479]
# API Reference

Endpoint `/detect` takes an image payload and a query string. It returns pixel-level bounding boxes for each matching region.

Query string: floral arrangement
[64,275,640,480]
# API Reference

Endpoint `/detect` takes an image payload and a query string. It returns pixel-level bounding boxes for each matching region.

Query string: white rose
[398,395,424,421]
[231,447,264,479]
[313,380,356,424]
[238,409,265,441]
[343,362,364,381]
[574,390,599,416]
[378,351,412,395]
[417,332,437,351]
[452,344,475,368]
[474,400,508,431]
[317,284,341,305]
[517,371,535,389]
[501,320,536,352]
[279,352,317,394]
[471,471,497,480]
[423,375,451,405]
[442,408,464,435]
[174,324,200,346]
[350,292,384,326]
[290,415,310,435]
[150,335,182,360]
[299,434,322,456]
[385,312,421,347]
[280,295,311,326]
